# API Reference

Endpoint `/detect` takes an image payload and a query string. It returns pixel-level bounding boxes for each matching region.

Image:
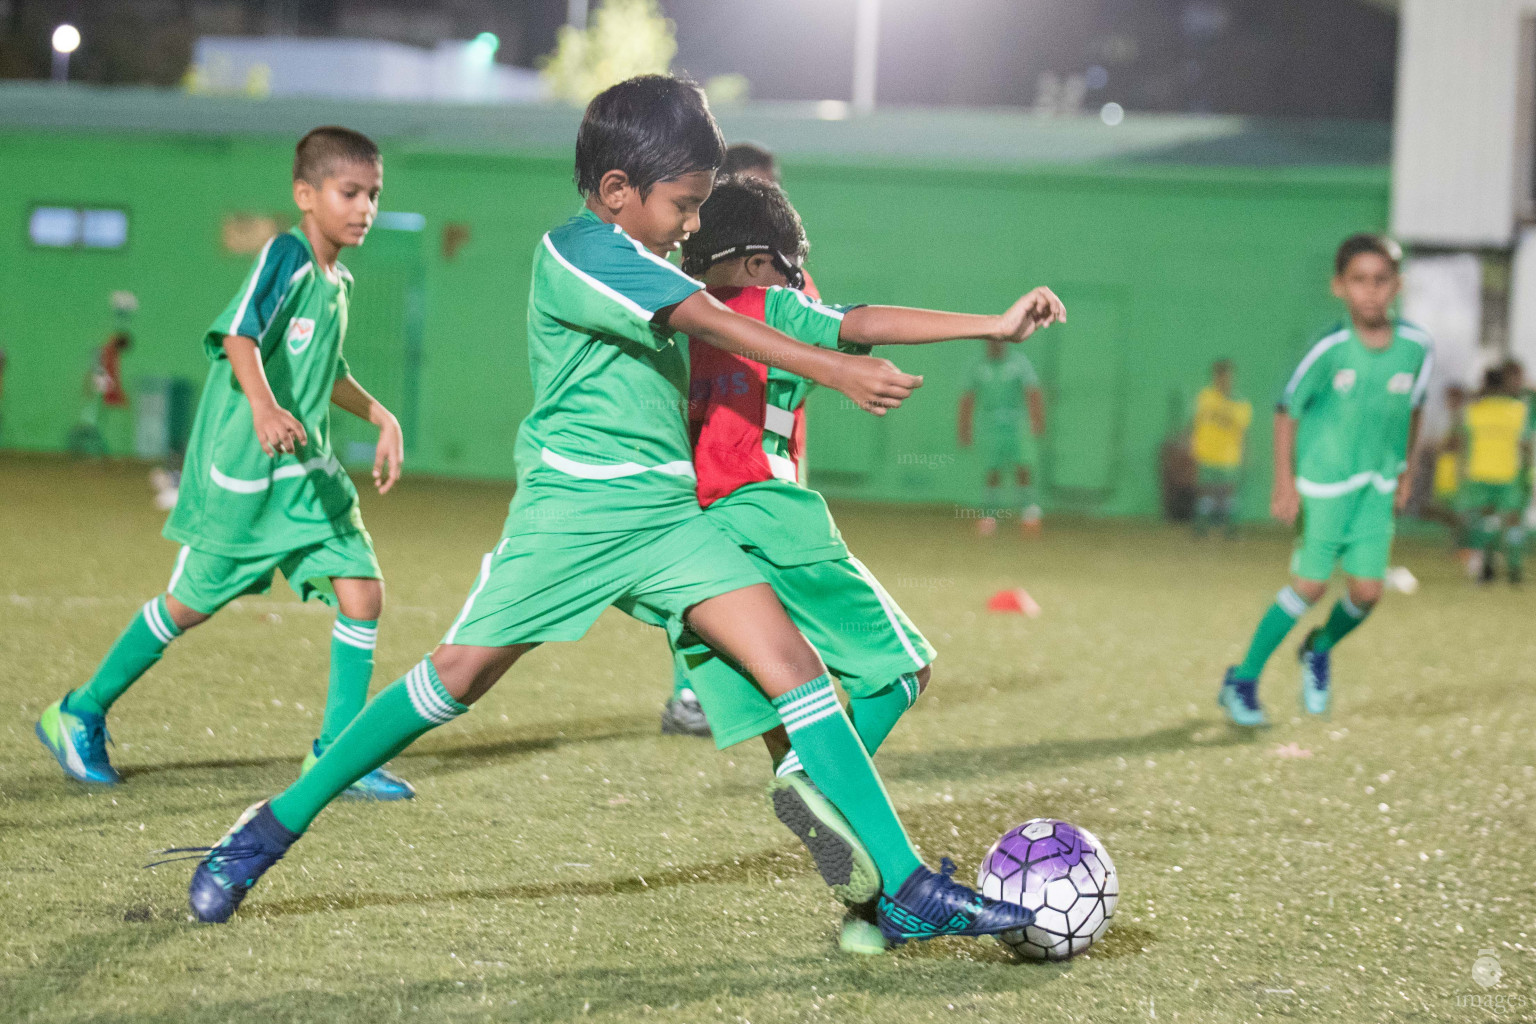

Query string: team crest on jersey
[1333,368,1357,393]
[286,317,315,355]
[1388,372,1414,394]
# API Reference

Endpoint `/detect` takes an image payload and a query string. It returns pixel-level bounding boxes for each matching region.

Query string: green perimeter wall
[0,131,1388,519]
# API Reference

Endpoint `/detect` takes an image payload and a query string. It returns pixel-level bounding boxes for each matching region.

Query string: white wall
[1391,0,1530,246]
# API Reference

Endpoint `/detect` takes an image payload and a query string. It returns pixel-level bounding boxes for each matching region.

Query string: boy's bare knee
[1347,578,1383,606]
[1291,577,1327,604]
[333,577,384,621]
[915,664,932,693]
[429,643,527,704]
[163,594,210,632]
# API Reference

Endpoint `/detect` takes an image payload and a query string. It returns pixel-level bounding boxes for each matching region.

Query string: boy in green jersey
[669,175,1065,952]
[958,341,1047,535]
[184,77,1033,950]
[37,128,411,799]
[1220,234,1433,726]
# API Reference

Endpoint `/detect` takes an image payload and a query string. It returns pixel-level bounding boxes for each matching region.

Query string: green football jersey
[706,286,867,567]
[1280,320,1434,498]
[966,350,1040,430]
[505,208,705,534]
[165,228,362,558]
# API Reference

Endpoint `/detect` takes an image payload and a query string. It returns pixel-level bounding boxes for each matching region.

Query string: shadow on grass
[248,846,809,919]
[1,920,184,1022]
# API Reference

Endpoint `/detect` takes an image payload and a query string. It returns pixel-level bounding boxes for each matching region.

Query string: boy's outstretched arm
[1028,386,1047,437]
[332,374,404,494]
[1271,412,1300,524]
[667,291,922,415]
[839,286,1066,347]
[223,335,307,456]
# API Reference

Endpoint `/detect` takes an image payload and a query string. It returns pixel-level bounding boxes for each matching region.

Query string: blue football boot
[877,858,1034,945]
[185,801,299,923]
[1297,628,1332,716]
[302,741,414,801]
[1218,667,1269,727]
[35,694,120,785]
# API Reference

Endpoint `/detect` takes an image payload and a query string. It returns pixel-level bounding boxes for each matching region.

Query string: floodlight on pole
[51,23,80,84]
[567,0,589,29]
[852,0,880,115]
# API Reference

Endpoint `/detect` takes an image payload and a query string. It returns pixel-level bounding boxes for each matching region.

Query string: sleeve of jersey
[204,234,308,360]
[1410,344,1435,408]
[1279,345,1330,415]
[538,228,702,351]
[764,287,869,355]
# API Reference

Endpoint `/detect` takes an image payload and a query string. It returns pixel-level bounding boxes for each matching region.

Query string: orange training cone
[987,588,1042,617]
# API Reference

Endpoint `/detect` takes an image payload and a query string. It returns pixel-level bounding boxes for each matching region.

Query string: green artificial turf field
[2,455,1532,1023]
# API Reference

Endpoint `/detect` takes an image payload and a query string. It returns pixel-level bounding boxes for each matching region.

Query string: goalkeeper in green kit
[36,127,412,800]
[1219,234,1433,725]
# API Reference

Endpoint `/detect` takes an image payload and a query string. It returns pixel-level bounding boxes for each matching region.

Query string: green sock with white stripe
[270,658,466,834]
[1310,596,1371,652]
[772,675,923,895]
[846,673,923,756]
[1235,585,1312,680]
[69,595,182,716]
[318,615,378,749]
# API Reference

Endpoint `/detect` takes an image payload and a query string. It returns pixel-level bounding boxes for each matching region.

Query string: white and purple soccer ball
[976,818,1118,961]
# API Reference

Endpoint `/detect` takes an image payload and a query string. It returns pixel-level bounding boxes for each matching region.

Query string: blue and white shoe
[183,801,298,923]
[35,694,120,785]
[876,859,1033,945]
[1218,667,1269,727]
[302,741,414,801]
[1298,628,1331,716]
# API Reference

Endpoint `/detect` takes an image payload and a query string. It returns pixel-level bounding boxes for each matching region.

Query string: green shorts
[1197,465,1240,488]
[1291,486,1395,582]
[167,530,380,615]
[1458,480,1527,515]
[678,553,936,750]
[979,423,1038,474]
[442,514,765,648]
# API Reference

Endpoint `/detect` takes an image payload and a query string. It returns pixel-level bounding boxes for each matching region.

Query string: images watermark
[1453,949,1528,1015]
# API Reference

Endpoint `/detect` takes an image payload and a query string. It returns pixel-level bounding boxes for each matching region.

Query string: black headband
[682,242,805,290]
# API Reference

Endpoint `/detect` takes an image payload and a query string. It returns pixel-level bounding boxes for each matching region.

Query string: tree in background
[540,0,676,104]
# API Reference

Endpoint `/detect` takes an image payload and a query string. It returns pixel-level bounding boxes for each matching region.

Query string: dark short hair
[720,142,778,182]
[574,75,725,198]
[1212,358,1233,375]
[680,175,807,278]
[1334,233,1401,276]
[1484,364,1506,393]
[293,126,381,184]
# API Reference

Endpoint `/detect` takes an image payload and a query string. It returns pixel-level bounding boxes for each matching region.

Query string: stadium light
[51,23,79,84]
[466,32,499,66]
[852,0,880,115]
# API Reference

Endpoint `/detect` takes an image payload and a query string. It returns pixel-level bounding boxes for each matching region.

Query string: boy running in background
[1189,359,1252,537]
[1458,361,1531,584]
[1219,234,1432,726]
[958,341,1047,535]
[671,175,1065,952]
[183,77,1031,951]
[37,128,412,801]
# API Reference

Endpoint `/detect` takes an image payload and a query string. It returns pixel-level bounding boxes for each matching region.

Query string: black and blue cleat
[876,858,1033,945]
[184,801,299,923]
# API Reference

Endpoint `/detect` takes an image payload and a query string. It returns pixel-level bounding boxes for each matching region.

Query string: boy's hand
[830,354,923,416]
[1271,479,1300,525]
[372,411,404,494]
[252,403,308,457]
[994,287,1067,343]
[1393,476,1411,515]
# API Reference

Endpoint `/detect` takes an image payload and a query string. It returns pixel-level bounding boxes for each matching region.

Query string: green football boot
[302,741,414,801]
[838,905,888,955]
[769,771,881,905]
[35,694,120,785]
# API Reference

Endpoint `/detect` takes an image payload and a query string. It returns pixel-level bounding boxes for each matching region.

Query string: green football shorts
[1291,486,1395,583]
[167,529,381,614]
[674,553,937,750]
[1458,480,1527,515]
[442,514,765,648]
[979,422,1038,474]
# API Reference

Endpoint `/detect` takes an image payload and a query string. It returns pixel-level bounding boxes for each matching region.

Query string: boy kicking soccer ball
[181,77,1031,950]
[670,175,1065,952]
[38,127,411,800]
[1219,234,1432,725]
